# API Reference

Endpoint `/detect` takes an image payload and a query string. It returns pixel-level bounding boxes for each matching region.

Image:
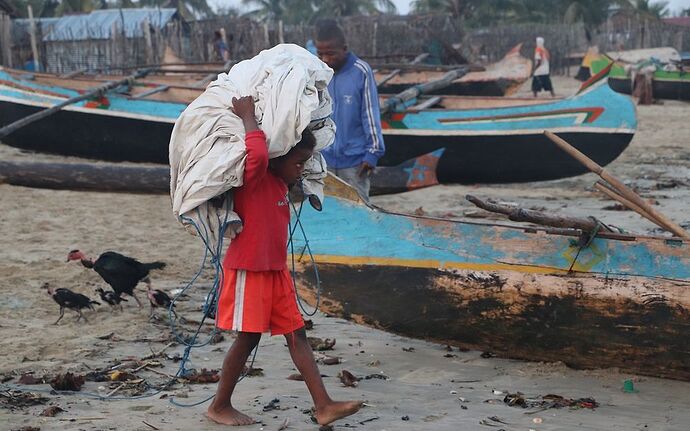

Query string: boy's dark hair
[315,19,346,46]
[293,127,317,152]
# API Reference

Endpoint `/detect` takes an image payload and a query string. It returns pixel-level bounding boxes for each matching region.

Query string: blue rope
[1,182,322,407]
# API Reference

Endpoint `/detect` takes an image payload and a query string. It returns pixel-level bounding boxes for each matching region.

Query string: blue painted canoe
[0,66,635,184]
[290,176,690,380]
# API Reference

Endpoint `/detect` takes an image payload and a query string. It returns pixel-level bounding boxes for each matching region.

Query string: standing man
[532,36,555,97]
[315,19,385,200]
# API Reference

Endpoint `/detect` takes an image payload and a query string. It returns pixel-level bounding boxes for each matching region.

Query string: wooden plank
[409,96,442,111]
[133,85,171,99]
[376,69,400,87]
[381,68,469,114]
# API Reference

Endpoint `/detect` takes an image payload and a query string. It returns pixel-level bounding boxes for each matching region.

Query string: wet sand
[1,75,689,430]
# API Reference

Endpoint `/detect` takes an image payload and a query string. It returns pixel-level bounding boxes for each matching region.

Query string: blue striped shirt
[323,52,385,169]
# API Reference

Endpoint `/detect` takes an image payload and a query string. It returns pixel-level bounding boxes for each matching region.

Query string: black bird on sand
[95,287,128,311]
[67,250,166,307]
[146,286,177,320]
[44,283,100,324]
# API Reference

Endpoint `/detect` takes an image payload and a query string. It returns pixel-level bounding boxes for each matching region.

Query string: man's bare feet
[206,404,256,426]
[315,400,364,425]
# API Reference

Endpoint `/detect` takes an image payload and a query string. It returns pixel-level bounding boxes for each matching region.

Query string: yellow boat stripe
[302,254,570,275]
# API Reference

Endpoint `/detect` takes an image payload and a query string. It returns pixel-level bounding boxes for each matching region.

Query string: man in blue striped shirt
[315,20,385,200]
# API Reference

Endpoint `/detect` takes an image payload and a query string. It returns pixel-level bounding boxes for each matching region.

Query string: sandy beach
[1,75,689,430]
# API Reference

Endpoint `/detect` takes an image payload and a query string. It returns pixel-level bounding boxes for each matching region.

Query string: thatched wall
[4,12,689,75]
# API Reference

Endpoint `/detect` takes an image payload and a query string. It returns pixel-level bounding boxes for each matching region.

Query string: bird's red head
[67,249,86,262]
[42,282,54,296]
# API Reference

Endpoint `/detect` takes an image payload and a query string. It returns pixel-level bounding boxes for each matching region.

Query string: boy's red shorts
[216,268,304,335]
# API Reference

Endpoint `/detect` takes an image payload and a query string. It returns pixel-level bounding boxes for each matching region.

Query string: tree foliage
[410,0,674,27]
[242,0,397,24]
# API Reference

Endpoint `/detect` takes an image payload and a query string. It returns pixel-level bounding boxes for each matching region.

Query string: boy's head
[270,128,316,186]
[315,19,348,71]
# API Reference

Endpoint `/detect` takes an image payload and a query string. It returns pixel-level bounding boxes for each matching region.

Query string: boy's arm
[359,64,385,173]
[232,96,268,187]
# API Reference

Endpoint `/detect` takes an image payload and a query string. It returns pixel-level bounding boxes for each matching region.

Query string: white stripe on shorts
[233,270,246,331]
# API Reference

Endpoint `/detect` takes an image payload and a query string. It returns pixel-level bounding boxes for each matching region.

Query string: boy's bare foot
[206,405,256,426]
[315,400,363,425]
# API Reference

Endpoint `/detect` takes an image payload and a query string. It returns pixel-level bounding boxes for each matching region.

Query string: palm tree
[139,0,215,19]
[56,0,101,15]
[411,0,472,18]
[313,0,396,16]
[561,0,612,27]
[620,0,670,18]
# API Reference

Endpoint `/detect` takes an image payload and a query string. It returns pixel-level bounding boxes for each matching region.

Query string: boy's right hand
[232,96,259,132]
[231,96,255,120]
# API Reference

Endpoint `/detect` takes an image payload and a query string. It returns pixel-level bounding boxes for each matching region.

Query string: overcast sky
[214,0,690,15]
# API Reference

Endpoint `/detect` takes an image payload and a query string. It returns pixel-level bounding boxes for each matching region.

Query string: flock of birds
[45,249,174,324]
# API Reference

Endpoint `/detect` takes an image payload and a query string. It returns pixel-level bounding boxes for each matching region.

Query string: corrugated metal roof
[26,8,178,42]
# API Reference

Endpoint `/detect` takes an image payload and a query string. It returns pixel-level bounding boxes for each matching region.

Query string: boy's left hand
[358,161,374,177]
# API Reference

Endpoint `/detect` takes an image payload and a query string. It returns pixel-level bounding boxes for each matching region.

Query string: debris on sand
[242,366,264,377]
[338,370,359,387]
[315,354,340,365]
[108,370,139,382]
[209,333,225,345]
[50,373,85,392]
[183,369,220,384]
[502,392,599,411]
[287,373,303,381]
[308,337,336,351]
[39,406,65,417]
[262,398,281,412]
[364,373,389,380]
[304,319,314,330]
[18,374,47,385]
[0,390,49,409]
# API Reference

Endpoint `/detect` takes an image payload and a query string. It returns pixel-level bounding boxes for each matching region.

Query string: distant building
[663,17,690,28]
[12,8,183,74]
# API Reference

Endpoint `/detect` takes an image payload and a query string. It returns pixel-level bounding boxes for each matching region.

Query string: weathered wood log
[0,161,170,193]
[466,195,611,232]
[0,150,444,196]
[544,130,689,239]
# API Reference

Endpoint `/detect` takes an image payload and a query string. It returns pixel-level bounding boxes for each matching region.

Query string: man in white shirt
[532,37,555,97]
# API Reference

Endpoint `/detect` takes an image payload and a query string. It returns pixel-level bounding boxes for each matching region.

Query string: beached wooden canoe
[375,44,532,96]
[589,48,690,101]
[290,175,690,380]
[0,64,635,184]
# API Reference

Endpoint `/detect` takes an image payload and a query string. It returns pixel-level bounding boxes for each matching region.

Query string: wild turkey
[44,283,99,324]
[146,286,177,320]
[95,287,128,311]
[67,250,166,307]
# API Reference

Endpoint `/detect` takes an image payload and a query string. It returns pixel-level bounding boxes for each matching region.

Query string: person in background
[213,30,230,62]
[23,53,42,72]
[315,19,385,201]
[305,39,317,56]
[532,36,555,97]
